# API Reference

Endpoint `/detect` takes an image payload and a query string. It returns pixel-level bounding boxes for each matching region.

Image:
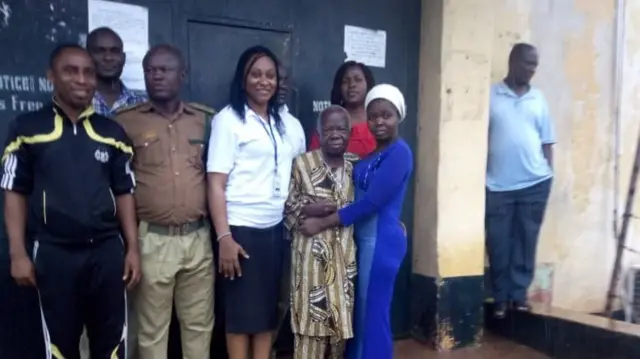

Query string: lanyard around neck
[256,116,278,172]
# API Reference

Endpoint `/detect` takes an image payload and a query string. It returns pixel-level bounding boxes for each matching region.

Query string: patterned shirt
[93,84,147,119]
[285,150,359,339]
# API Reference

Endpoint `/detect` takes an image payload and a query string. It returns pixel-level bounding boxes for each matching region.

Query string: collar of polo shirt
[495,81,537,99]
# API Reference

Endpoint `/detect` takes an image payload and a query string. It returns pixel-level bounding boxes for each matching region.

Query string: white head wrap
[364,84,407,122]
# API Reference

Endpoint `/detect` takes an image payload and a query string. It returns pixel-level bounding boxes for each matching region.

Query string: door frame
[176,13,295,103]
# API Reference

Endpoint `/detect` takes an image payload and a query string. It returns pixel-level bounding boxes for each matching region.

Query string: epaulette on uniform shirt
[186,103,216,143]
[114,101,147,116]
[187,102,216,116]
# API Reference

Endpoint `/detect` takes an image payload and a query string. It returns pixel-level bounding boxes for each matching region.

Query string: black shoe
[493,302,508,319]
[513,301,532,312]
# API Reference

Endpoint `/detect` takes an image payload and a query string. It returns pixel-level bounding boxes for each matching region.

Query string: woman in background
[309,61,376,158]
[299,84,413,359]
[207,45,294,359]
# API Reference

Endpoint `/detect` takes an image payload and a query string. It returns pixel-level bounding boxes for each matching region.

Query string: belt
[147,218,207,236]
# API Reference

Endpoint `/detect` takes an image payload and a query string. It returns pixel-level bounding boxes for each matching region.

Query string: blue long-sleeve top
[338,139,413,226]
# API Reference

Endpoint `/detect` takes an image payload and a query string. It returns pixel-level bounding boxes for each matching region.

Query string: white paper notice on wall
[343,25,387,68]
[88,0,149,91]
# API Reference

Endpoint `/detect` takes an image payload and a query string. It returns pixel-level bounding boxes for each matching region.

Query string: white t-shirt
[280,104,307,157]
[207,105,295,228]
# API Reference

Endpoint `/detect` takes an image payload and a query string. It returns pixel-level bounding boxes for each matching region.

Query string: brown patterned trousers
[294,334,346,359]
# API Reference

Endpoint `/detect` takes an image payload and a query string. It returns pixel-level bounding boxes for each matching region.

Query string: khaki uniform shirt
[115,102,214,225]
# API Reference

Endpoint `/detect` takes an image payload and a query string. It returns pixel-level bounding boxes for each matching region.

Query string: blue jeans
[485,178,552,303]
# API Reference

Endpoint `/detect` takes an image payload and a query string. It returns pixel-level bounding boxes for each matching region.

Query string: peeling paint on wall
[0,0,86,131]
[0,2,11,28]
[435,319,457,351]
[44,1,77,42]
[529,263,554,305]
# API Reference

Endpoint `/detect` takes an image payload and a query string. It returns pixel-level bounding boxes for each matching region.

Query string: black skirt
[222,222,285,334]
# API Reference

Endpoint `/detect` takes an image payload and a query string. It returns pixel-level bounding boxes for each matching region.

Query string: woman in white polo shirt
[206,45,294,359]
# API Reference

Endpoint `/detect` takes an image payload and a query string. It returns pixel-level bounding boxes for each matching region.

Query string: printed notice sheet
[343,25,387,68]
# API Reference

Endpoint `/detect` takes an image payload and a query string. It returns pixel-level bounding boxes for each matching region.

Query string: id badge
[273,176,282,196]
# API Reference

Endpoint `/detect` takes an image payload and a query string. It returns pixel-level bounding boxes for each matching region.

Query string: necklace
[323,156,346,201]
[361,153,383,190]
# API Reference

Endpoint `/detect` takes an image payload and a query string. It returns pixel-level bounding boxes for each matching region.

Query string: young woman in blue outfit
[299,84,413,359]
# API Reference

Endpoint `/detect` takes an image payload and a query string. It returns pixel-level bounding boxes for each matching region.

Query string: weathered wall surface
[413,0,492,280]
[411,0,491,349]
[618,1,640,283]
[491,0,640,312]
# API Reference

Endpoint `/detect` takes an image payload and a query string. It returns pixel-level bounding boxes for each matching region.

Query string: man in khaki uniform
[115,44,214,359]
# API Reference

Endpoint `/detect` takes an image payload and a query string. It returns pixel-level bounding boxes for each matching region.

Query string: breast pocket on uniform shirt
[133,134,165,167]
[187,139,205,170]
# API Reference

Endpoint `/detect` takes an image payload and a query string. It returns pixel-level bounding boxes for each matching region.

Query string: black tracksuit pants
[34,236,126,359]
[0,241,45,359]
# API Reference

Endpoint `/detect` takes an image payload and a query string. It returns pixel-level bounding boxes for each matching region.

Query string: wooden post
[605,128,640,317]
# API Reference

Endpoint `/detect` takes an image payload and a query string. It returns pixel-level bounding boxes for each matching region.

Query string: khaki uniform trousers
[294,334,346,359]
[136,223,214,359]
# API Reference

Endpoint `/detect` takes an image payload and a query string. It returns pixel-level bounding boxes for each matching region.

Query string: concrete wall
[411,0,491,349]
[413,0,492,281]
[490,0,640,312]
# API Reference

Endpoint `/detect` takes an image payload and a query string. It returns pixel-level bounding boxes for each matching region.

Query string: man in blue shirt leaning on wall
[485,43,555,319]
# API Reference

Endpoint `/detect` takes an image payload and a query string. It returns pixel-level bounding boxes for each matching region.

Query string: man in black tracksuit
[2,44,141,359]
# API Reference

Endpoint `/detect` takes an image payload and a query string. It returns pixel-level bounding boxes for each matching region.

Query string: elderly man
[284,105,358,359]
